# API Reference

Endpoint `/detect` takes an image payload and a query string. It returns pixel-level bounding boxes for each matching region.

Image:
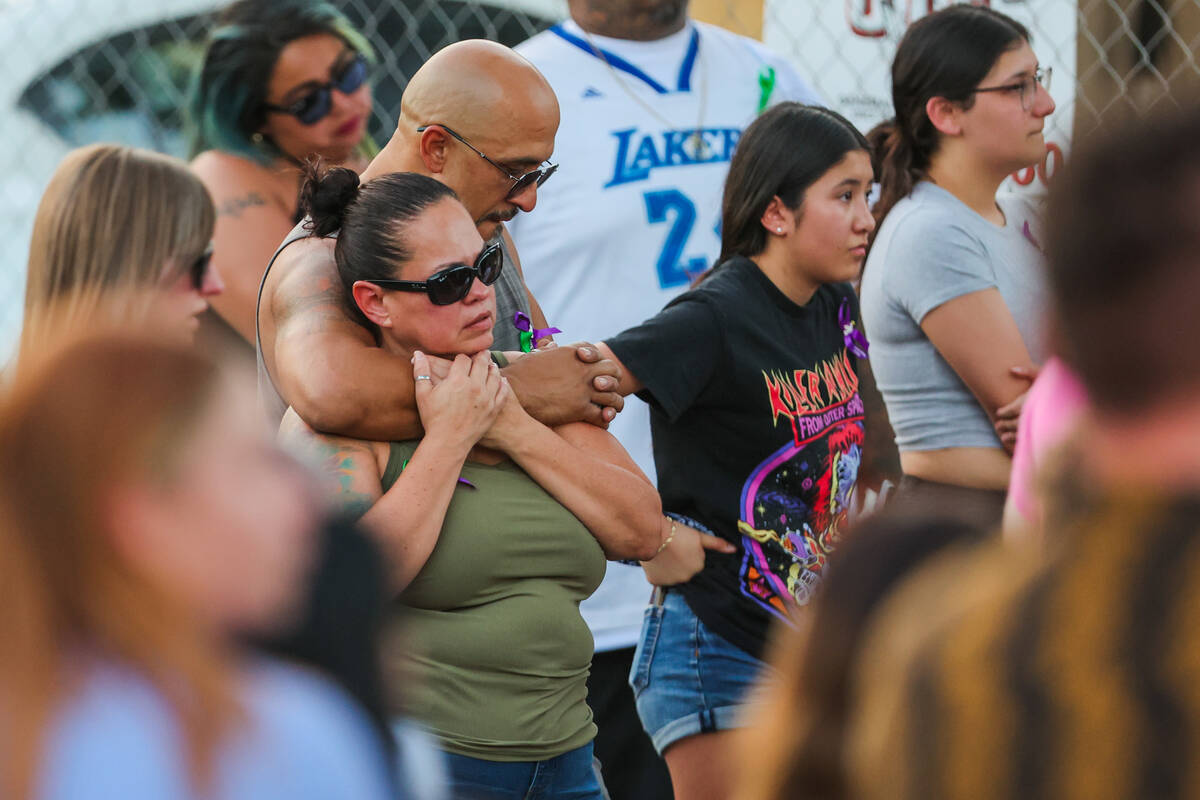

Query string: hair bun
[300,164,361,237]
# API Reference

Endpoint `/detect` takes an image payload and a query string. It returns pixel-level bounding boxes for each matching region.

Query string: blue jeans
[629,590,766,754]
[443,742,607,800]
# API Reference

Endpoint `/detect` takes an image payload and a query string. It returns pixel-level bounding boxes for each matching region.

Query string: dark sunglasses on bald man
[263,53,369,126]
[416,124,558,199]
[368,241,504,305]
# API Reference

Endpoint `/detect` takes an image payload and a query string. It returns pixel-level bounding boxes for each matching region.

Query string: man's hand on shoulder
[503,342,624,428]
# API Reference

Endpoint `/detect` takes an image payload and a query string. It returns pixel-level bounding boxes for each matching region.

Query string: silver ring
[415,375,432,381]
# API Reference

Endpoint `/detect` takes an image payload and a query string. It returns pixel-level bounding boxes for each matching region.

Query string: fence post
[692,0,763,39]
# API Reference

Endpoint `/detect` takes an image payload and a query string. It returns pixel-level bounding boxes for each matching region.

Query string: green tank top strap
[380,441,418,492]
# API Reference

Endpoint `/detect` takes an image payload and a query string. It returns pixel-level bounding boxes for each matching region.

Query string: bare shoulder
[279,408,388,470]
[191,149,268,188]
[191,150,291,215]
[192,149,269,183]
[279,410,389,517]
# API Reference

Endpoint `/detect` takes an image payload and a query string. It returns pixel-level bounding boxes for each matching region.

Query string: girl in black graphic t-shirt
[598,103,876,800]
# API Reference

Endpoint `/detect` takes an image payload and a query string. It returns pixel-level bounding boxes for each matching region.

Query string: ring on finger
[415,375,432,381]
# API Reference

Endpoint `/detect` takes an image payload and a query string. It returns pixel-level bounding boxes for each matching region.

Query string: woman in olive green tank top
[278,168,664,798]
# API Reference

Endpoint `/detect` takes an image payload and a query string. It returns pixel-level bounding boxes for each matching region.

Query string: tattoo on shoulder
[218,192,268,218]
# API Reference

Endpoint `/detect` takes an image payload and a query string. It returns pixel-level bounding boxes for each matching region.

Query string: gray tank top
[255,221,531,427]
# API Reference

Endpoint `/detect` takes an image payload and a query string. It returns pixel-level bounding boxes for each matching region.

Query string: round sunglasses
[368,242,504,305]
[263,53,369,126]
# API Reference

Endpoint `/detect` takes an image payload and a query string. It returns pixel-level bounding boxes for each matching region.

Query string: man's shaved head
[401,39,558,139]
[392,40,560,239]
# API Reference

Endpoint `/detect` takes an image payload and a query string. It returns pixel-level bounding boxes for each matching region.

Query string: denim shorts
[628,590,767,755]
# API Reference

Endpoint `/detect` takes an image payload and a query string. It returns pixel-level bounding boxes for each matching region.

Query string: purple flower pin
[513,311,561,353]
[838,298,869,359]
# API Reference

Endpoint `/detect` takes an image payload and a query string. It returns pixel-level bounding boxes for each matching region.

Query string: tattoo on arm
[218,192,268,218]
[296,435,381,518]
[274,266,362,333]
[336,492,376,520]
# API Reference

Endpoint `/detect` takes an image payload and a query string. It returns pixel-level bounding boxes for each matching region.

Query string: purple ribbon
[1022,220,1043,252]
[513,311,561,353]
[838,298,869,359]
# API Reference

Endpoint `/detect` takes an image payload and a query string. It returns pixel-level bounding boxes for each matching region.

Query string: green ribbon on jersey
[757,66,777,114]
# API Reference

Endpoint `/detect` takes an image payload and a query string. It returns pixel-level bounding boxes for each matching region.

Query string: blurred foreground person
[19,144,222,366]
[17,144,404,786]
[733,509,985,800]
[0,335,393,800]
[846,101,1200,800]
[190,0,376,348]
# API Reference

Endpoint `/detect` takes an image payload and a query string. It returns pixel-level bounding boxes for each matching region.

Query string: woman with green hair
[189,0,377,350]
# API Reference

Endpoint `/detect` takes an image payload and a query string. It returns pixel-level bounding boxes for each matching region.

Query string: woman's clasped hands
[411,350,508,454]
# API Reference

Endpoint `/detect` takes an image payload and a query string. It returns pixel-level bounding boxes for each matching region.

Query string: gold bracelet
[654,518,676,557]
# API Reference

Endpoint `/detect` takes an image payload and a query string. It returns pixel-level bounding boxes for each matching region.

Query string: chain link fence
[3,0,1197,365]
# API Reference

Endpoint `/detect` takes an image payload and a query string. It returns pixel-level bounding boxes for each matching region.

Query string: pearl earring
[776,228,783,233]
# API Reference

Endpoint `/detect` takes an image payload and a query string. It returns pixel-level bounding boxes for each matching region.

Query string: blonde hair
[0,332,240,800]
[19,144,214,363]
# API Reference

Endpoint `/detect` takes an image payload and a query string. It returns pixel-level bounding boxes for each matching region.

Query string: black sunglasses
[190,243,214,291]
[416,124,558,199]
[263,53,369,125]
[368,242,504,305]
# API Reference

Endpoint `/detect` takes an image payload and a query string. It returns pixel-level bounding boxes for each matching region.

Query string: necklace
[576,25,711,160]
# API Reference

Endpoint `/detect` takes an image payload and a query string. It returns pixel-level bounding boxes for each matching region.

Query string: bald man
[256,40,623,440]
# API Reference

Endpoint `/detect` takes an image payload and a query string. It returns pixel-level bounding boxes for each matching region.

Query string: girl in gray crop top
[859,4,1055,497]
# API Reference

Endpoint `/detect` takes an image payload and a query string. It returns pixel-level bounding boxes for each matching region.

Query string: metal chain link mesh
[1075,0,1200,126]
[3,0,1197,365]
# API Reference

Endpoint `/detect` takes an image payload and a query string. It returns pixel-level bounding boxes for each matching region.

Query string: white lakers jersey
[510,19,821,650]
[512,19,820,478]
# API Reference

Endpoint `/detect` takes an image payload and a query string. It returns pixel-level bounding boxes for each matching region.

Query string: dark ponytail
[299,165,458,321]
[716,103,868,270]
[870,118,925,234]
[873,5,1029,229]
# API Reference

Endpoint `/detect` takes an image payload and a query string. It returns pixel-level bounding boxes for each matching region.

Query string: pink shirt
[1007,357,1089,523]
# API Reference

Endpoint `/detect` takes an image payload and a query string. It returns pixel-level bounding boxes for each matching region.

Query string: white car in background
[0,0,564,364]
